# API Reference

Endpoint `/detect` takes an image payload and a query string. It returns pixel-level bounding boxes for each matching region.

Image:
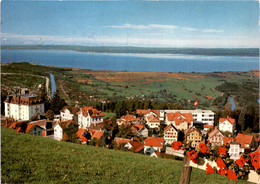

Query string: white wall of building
[54,124,63,140]
[219,120,234,133]
[61,109,74,121]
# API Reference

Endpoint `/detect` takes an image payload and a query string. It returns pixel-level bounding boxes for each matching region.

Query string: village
[2,89,259,162]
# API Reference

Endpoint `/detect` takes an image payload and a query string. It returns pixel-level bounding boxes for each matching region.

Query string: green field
[1,127,251,184]
[1,62,259,112]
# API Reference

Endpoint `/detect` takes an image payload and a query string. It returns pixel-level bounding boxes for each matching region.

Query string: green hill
[1,127,250,184]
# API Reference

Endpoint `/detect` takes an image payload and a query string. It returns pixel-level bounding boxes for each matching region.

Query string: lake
[1,49,259,72]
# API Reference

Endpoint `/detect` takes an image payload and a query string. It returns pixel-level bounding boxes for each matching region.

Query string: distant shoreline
[2,45,259,57]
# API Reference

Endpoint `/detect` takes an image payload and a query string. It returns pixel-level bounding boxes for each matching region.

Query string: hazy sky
[1,1,259,48]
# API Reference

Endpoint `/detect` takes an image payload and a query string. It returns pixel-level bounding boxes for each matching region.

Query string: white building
[53,120,78,141]
[60,106,79,121]
[228,143,244,160]
[4,94,45,121]
[164,124,178,145]
[160,109,215,125]
[219,117,235,133]
[78,106,104,129]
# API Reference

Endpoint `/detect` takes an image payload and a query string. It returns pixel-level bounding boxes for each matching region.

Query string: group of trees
[95,99,184,118]
[215,107,259,133]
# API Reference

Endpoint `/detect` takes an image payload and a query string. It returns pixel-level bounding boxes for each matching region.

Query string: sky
[1,1,259,48]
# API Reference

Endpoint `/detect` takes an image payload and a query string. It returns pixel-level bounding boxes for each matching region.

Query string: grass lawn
[103,112,116,119]
[1,127,251,184]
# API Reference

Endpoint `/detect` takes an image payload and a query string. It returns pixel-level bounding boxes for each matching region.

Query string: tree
[238,110,245,132]
[45,110,54,120]
[50,91,67,114]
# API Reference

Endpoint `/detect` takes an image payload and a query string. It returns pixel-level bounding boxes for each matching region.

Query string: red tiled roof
[223,136,234,146]
[144,137,164,147]
[133,123,144,131]
[235,133,254,148]
[78,106,104,117]
[76,128,88,141]
[147,115,160,122]
[166,112,193,125]
[204,124,214,129]
[205,96,214,100]
[89,129,104,140]
[25,124,36,134]
[120,114,140,122]
[219,117,235,125]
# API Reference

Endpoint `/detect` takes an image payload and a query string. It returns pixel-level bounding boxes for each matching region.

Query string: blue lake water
[1,49,259,72]
[229,97,236,111]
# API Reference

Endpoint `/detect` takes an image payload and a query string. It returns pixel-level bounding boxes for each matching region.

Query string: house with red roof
[53,120,78,141]
[223,136,234,146]
[228,133,258,160]
[164,124,178,145]
[133,123,148,138]
[146,114,161,129]
[116,114,140,126]
[165,112,193,131]
[136,109,160,118]
[124,138,144,153]
[29,119,53,136]
[113,137,131,147]
[208,127,224,146]
[219,117,236,133]
[144,136,164,156]
[77,106,104,129]
[9,121,44,136]
[60,106,80,121]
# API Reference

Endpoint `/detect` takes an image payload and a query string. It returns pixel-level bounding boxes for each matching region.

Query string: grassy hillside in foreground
[1,127,250,184]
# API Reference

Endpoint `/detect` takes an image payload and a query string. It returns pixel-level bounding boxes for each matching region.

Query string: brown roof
[208,127,223,138]
[235,133,254,148]
[133,123,145,131]
[144,137,164,147]
[119,114,140,122]
[219,117,235,125]
[114,137,131,146]
[60,106,80,114]
[164,123,178,132]
[185,126,201,135]
[136,109,160,116]
[30,119,47,129]
[128,139,144,152]
[166,112,193,125]
[57,120,78,130]
[204,124,214,129]
[5,94,43,105]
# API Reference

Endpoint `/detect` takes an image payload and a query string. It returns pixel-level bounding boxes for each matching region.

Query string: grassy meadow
[1,127,251,184]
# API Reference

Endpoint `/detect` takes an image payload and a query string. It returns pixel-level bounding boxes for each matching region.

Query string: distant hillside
[2,127,249,184]
[2,45,259,56]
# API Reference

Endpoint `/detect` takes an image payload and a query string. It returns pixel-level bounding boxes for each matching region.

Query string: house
[165,112,193,130]
[228,133,258,160]
[160,109,215,125]
[4,94,44,121]
[113,137,131,147]
[77,129,105,145]
[223,136,234,146]
[146,114,161,129]
[184,126,202,148]
[164,123,178,145]
[136,109,160,118]
[60,106,79,121]
[116,114,140,126]
[124,138,144,153]
[133,123,148,138]
[144,136,164,156]
[29,119,48,136]
[219,117,236,133]
[77,106,104,129]
[9,121,44,136]
[208,127,224,146]
[53,120,78,141]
